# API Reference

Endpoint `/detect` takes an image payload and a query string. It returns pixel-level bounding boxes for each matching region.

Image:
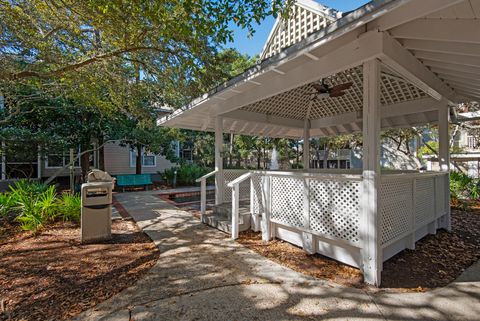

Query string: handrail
[197,169,218,218]
[227,172,252,188]
[195,169,218,183]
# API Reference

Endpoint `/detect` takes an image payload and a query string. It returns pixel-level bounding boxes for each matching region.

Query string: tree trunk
[323,145,329,169]
[80,150,90,183]
[98,136,105,171]
[296,141,300,166]
[136,145,142,174]
[257,150,261,169]
[229,133,234,168]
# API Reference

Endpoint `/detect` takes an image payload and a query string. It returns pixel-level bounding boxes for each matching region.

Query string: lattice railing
[309,178,360,243]
[252,171,362,245]
[380,173,448,246]
[223,170,250,202]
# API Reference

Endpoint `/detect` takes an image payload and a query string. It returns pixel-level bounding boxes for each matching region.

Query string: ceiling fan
[308,80,353,99]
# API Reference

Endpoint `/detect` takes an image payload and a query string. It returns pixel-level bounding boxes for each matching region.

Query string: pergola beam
[430,67,480,81]
[400,39,480,57]
[413,51,480,68]
[380,33,455,101]
[425,61,480,75]
[310,97,438,130]
[439,75,480,86]
[373,0,465,31]
[222,110,304,129]
[389,19,480,44]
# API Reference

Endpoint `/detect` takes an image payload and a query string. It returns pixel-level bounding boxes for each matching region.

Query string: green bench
[115,174,153,192]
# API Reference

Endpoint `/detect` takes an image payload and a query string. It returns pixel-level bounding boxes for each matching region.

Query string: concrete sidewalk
[76,190,480,321]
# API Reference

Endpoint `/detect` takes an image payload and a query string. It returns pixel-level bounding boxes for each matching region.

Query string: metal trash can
[81,170,114,243]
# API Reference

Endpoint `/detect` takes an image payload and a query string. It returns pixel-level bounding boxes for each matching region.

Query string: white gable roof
[260,0,341,60]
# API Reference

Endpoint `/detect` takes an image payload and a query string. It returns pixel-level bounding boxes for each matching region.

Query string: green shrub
[11,184,58,232]
[162,164,213,186]
[1,180,82,232]
[57,193,81,222]
[450,171,479,208]
[0,193,15,218]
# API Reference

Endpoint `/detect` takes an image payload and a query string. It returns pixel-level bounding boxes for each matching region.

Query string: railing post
[215,116,224,205]
[261,174,271,241]
[438,103,451,231]
[200,179,206,220]
[302,177,315,254]
[232,184,239,239]
[250,176,260,232]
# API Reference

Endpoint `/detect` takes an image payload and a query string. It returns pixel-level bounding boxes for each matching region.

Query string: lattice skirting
[380,174,449,262]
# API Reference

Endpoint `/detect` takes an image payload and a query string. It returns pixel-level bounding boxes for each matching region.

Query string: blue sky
[226,0,370,57]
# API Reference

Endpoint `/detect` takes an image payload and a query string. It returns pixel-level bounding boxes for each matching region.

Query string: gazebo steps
[202,202,251,234]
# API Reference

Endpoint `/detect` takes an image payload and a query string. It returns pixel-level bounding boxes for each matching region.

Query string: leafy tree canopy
[1,0,292,120]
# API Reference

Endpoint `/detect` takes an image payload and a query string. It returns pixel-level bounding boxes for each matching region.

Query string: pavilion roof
[159,0,480,138]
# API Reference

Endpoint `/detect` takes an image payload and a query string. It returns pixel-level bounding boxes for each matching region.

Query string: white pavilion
[159,0,480,285]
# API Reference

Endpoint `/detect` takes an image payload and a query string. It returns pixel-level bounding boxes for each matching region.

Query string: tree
[1,0,292,122]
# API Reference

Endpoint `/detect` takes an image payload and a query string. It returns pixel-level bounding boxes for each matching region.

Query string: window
[130,148,156,167]
[45,151,80,168]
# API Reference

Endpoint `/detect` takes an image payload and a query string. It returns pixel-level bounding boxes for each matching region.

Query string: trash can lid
[87,169,114,182]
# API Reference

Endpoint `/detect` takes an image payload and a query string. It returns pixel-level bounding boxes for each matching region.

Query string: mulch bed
[381,207,480,289]
[238,230,364,287]
[0,220,160,321]
[237,207,480,291]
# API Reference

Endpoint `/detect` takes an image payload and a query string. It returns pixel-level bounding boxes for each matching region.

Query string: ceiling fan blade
[329,91,346,98]
[329,82,353,93]
[312,82,328,93]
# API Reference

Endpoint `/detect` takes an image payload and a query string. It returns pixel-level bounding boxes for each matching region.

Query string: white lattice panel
[271,176,305,228]
[223,170,250,202]
[240,66,428,121]
[380,179,413,245]
[309,179,360,242]
[261,4,336,60]
[414,177,435,226]
[435,175,447,216]
[251,173,264,214]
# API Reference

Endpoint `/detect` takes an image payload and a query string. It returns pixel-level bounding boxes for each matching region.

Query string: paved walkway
[76,190,480,321]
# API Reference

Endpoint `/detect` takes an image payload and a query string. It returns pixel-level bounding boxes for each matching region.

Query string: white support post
[438,103,451,231]
[303,119,310,170]
[215,116,224,205]
[302,177,315,254]
[200,179,207,219]
[360,59,382,286]
[250,178,260,232]
[232,184,239,239]
[261,175,272,241]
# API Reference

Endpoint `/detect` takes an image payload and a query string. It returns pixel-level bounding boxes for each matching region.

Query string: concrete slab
[75,190,480,321]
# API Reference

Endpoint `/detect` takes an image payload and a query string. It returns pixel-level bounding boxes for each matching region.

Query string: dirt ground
[0,220,159,321]
[238,208,480,291]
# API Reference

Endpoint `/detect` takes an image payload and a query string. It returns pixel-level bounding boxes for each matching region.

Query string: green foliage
[9,182,57,232]
[450,171,480,203]
[57,193,81,223]
[1,1,291,121]
[1,180,81,232]
[0,192,15,217]
[162,164,213,186]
